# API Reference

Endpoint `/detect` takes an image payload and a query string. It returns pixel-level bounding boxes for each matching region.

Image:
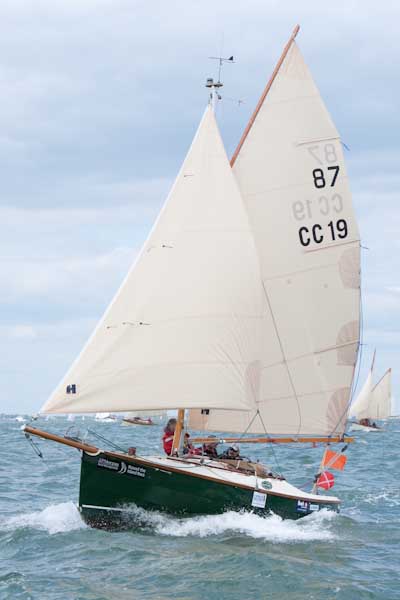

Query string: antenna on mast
[205,54,234,106]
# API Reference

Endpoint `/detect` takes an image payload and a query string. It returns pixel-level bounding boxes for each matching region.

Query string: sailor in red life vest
[183,432,202,456]
[162,418,176,455]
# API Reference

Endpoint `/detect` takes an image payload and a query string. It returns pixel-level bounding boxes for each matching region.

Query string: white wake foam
[1,502,86,535]
[2,502,337,542]
[124,506,337,543]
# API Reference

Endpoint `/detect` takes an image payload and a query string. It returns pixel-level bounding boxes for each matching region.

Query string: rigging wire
[237,410,259,440]
[256,410,284,478]
[25,433,43,459]
[86,428,127,454]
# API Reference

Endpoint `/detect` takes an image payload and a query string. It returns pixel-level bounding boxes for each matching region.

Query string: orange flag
[322,449,347,471]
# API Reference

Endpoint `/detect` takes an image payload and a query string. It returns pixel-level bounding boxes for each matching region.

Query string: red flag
[316,471,335,490]
[322,449,347,471]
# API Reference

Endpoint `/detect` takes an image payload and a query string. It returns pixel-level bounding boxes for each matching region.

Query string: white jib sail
[348,370,373,420]
[349,367,392,421]
[41,106,262,414]
[190,42,360,437]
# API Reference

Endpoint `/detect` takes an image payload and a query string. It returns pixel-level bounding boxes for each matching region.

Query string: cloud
[0,317,97,413]
[1,246,134,298]
[7,324,37,339]
[0,0,399,412]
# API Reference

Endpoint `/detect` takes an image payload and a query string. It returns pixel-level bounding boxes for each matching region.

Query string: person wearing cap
[202,435,220,459]
[220,444,242,460]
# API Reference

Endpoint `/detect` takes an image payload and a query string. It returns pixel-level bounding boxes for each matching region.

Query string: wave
[362,490,400,508]
[1,502,337,542]
[120,505,337,543]
[0,502,86,535]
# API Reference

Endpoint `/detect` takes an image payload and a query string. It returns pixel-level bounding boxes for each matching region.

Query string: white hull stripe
[81,504,135,513]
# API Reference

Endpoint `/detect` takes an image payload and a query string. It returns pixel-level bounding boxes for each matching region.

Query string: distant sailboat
[24,25,361,527]
[349,352,392,432]
[95,412,118,423]
[121,411,167,426]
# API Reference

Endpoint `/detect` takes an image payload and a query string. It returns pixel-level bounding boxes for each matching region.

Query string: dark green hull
[79,451,339,528]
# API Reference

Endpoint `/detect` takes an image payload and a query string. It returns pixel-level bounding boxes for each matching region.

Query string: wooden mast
[371,348,376,372]
[171,409,185,455]
[230,24,300,167]
[191,435,354,445]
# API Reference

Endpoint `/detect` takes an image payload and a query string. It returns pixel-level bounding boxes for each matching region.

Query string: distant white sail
[371,369,392,419]
[348,371,373,420]
[190,42,360,437]
[41,107,262,415]
[350,368,392,421]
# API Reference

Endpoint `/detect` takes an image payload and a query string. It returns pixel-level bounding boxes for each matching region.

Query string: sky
[1,0,399,414]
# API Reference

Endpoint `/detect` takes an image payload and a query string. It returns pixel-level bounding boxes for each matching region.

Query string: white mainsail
[41,106,262,414]
[349,368,392,421]
[190,41,360,437]
[371,369,392,419]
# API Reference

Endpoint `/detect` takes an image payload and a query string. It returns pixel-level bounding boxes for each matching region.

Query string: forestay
[41,107,262,414]
[190,41,360,437]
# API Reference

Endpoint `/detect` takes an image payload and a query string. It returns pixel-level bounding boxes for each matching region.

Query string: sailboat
[95,412,118,423]
[24,26,361,527]
[349,353,392,432]
[121,411,167,426]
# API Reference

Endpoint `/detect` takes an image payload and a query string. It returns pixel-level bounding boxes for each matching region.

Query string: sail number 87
[313,166,339,188]
[299,219,348,247]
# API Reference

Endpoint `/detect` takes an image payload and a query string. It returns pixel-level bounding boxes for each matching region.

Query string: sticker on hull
[252,491,267,509]
[97,457,146,478]
[296,500,320,513]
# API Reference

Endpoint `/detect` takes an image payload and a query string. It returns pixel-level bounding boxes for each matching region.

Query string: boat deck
[103,452,340,505]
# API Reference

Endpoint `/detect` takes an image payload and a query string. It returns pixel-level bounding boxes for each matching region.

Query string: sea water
[1,416,399,599]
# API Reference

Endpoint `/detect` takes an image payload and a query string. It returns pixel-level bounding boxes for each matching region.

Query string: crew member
[162,418,176,455]
[202,435,220,458]
[183,432,202,456]
[220,444,242,460]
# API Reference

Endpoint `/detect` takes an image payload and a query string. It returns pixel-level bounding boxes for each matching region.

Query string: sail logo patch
[66,384,77,394]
